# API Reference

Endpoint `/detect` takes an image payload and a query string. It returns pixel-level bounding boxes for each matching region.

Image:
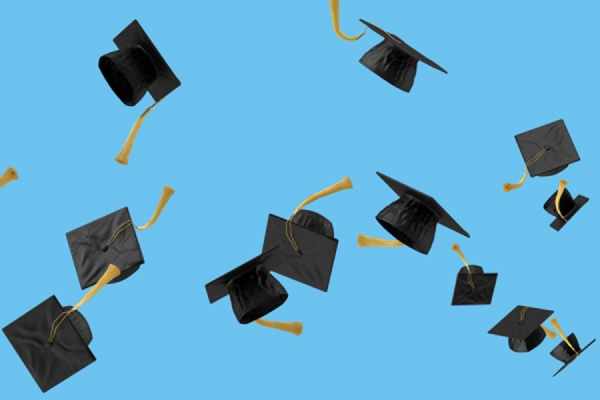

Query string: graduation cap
[488,306,558,353]
[262,176,353,293]
[449,244,498,306]
[504,119,580,192]
[328,0,366,41]
[358,172,469,255]
[548,317,596,377]
[543,179,589,231]
[66,185,175,290]
[0,166,18,188]
[205,247,303,337]
[2,264,121,393]
[99,19,181,166]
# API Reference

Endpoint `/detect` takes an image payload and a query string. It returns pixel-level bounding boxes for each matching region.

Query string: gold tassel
[0,167,18,188]
[503,168,527,193]
[136,186,176,230]
[286,176,353,252]
[555,180,568,222]
[254,318,303,337]
[550,317,579,355]
[357,234,403,248]
[451,244,475,290]
[541,325,557,340]
[48,264,121,343]
[115,101,160,165]
[328,0,366,41]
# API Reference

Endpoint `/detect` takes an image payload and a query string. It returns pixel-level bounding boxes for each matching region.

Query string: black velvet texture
[509,326,547,352]
[544,188,576,218]
[66,207,144,290]
[376,193,439,255]
[550,333,581,363]
[359,40,417,93]
[292,210,334,238]
[99,46,159,107]
[227,264,288,324]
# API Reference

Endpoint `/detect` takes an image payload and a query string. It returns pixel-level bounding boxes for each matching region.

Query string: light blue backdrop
[0,1,598,399]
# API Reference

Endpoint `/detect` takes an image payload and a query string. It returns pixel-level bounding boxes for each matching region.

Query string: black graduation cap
[66,186,175,290]
[99,20,181,166]
[450,244,498,306]
[358,19,447,92]
[2,265,120,393]
[550,333,596,377]
[504,120,580,192]
[360,172,469,255]
[262,176,353,292]
[543,180,588,231]
[488,306,555,352]
[0,166,18,189]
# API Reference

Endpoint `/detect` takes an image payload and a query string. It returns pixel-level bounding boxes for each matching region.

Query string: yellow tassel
[0,167,18,188]
[254,318,303,337]
[357,234,403,248]
[541,324,557,340]
[451,244,475,289]
[286,176,353,252]
[555,180,568,222]
[550,317,579,355]
[115,101,160,165]
[48,264,121,343]
[136,186,176,230]
[503,168,527,193]
[328,0,366,41]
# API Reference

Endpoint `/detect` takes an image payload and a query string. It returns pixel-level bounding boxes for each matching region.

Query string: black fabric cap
[358,19,447,92]
[66,207,144,290]
[375,172,469,255]
[2,296,96,393]
[205,246,288,324]
[99,19,180,106]
[488,306,554,352]
[551,334,596,377]
[451,265,498,306]
[515,119,580,177]
[262,210,338,292]
[543,188,589,231]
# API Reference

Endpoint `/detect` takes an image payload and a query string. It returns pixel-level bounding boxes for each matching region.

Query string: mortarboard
[449,244,498,306]
[66,185,175,290]
[488,306,557,352]
[205,246,303,337]
[0,166,18,189]
[548,317,596,377]
[3,264,121,392]
[262,176,353,293]
[358,172,469,255]
[504,119,580,192]
[358,19,447,92]
[543,179,588,231]
[99,19,181,166]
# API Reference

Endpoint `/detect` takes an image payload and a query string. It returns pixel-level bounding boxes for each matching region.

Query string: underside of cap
[509,326,546,352]
[360,41,417,92]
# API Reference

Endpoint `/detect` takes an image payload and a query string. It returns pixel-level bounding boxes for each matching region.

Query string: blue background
[0,0,598,399]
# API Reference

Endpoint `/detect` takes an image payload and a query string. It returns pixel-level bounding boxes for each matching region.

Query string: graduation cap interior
[358,172,469,255]
[205,247,303,337]
[543,180,588,231]
[0,166,18,189]
[3,264,121,393]
[263,176,353,293]
[99,19,181,166]
[488,306,558,352]
[449,244,498,306]
[548,317,596,377]
[504,119,580,192]
[66,185,175,290]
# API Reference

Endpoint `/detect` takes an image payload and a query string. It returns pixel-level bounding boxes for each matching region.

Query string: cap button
[45,341,53,349]
[518,320,524,325]
[101,244,108,252]
[544,145,551,151]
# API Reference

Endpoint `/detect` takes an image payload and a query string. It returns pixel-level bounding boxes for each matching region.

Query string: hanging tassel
[115,101,160,165]
[555,180,569,222]
[503,168,527,193]
[451,244,475,290]
[328,0,366,41]
[0,167,18,188]
[550,317,579,355]
[136,186,176,230]
[357,233,403,248]
[541,325,557,340]
[254,318,303,337]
